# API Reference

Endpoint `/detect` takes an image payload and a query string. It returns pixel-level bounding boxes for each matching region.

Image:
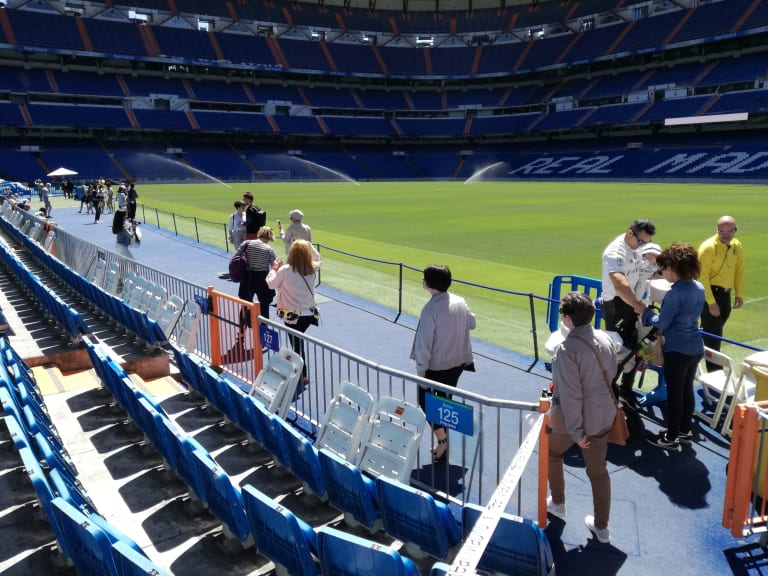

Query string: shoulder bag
[229,241,249,283]
[573,335,628,445]
[301,275,320,326]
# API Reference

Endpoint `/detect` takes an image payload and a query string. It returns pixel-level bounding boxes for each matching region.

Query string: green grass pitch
[137,180,768,361]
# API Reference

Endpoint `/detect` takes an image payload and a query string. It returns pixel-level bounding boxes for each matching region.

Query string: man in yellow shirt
[698,215,744,370]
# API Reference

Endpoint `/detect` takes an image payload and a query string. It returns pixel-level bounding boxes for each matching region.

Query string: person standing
[267,240,321,384]
[410,264,476,463]
[698,215,744,371]
[238,226,277,320]
[547,291,619,544]
[126,183,138,220]
[278,209,312,255]
[93,185,104,224]
[41,183,52,218]
[242,192,266,240]
[116,185,126,212]
[600,218,656,407]
[105,183,114,214]
[228,200,247,249]
[643,244,705,449]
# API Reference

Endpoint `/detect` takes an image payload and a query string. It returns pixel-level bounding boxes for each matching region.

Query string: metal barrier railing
[207,287,263,383]
[250,315,547,515]
[48,223,213,357]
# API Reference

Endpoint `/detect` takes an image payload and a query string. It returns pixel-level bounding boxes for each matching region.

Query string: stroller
[613,323,665,438]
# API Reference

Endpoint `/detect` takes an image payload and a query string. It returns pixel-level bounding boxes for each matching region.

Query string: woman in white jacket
[267,240,321,383]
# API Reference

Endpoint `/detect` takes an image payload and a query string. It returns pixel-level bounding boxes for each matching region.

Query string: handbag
[648,331,664,367]
[574,335,629,446]
[301,276,320,326]
[229,242,249,283]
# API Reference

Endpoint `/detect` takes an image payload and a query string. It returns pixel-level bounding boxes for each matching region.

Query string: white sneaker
[585,515,610,544]
[547,497,566,520]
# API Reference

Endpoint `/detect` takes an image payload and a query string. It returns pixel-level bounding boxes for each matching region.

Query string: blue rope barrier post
[172,212,178,236]
[394,263,403,323]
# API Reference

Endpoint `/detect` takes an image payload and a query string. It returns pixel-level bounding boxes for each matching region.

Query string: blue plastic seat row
[166,343,553,573]
[0,218,167,348]
[86,337,254,547]
[0,235,89,341]
[32,244,168,349]
[0,340,168,575]
[241,481,420,576]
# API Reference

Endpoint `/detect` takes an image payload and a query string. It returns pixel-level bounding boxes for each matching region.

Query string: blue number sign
[260,324,279,352]
[424,393,473,435]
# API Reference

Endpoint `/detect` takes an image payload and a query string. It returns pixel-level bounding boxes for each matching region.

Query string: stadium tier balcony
[27,103,131,130]
[326,43,385,76]
[185,80,253,105]
[303,87,359,109]
[469,112,541,136]
[611,10,682,54]
[0,66,51,94]
[83,18,147,56]
[699,52,768,87]
[673,0,755,43]
[51,70,125,98]
[708,90,768,115]
[580,102,647,127]
[5,9,83,51]
[637,94,712,123]
[0,102,25,128]
[153,26,219,62]
[212,33,275,67]
[192,110,273,133]
[563,23,628,63]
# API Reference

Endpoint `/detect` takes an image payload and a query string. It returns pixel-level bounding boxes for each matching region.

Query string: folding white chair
[719,361,757,437]
[694,347,736,433]
[249,347,304,418]
[175,302,201,352]
[315,381,374,462]
[357,397,427,483]
[156,294,185,338]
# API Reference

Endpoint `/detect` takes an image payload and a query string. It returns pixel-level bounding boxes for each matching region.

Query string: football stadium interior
[0,0,767,182]
[2,1,768,576]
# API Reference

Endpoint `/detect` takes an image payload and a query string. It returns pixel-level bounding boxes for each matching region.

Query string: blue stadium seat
[191,449,253,546]
[49,497,116,576]
[280,421,326,499]
[159,418,208,505]
[111,540,171,576]
[242,484,320,576]
[250,399,292,469]
[229,382,264,445]
[317,526,421,576]
[318,447,379,531]
[462,503,554,576]
[375,475,462,560]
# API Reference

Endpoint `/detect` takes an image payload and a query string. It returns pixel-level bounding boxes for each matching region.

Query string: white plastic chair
[103,262,121,295]
[357,397,427,483]
[249,347,304,418]
[88,258,107,286]
[719,361,757,436]
[315,381,374,462]
[156,294,185,338]
[174,302,201,352]
[694,347,737,433]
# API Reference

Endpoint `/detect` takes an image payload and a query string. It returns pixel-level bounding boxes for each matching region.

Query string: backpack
[245,205,267,233]
[229,243,249,283]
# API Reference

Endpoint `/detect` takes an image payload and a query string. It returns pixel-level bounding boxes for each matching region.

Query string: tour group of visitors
[226,189,746,547]
[228,192,317,384]
[547,214,744,545]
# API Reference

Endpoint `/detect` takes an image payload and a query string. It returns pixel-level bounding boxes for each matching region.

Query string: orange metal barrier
[207,287,263,384]
[723,401,768,538]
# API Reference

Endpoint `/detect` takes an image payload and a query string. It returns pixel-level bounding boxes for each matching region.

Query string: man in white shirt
[600,218,656,406]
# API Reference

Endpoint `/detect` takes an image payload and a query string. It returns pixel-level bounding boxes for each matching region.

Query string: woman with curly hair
[642,243,705,449]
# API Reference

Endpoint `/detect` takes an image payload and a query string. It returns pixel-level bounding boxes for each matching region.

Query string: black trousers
[238,270,274,320]
[419,365,464,431]
[601,297,639,394]
[700,286,732,353]
[663,350,703,440]
[288,315,314,379]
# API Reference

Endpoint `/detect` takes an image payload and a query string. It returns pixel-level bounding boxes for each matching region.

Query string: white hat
[640,242,662,256]
[289,209,304,221]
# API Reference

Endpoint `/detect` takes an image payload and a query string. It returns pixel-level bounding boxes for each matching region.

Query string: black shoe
[678,431,693,444]
[647,432,680,450]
